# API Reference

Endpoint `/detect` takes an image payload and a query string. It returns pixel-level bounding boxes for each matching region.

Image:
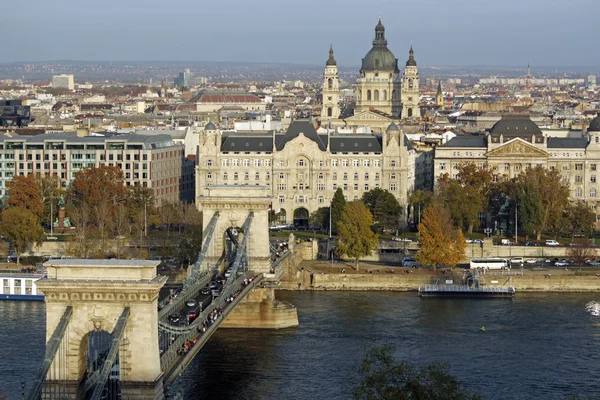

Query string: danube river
[1,292,600,399]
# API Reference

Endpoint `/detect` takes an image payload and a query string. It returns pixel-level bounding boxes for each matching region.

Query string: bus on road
[470,258,509,270]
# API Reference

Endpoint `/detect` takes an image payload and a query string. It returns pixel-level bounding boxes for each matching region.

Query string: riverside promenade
[280,260,600,293]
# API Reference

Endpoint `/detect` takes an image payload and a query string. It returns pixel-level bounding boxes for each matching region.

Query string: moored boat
[0,273,45,300]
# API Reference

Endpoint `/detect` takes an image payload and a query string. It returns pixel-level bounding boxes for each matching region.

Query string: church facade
[321,18,421,128]
[197,120,415,226]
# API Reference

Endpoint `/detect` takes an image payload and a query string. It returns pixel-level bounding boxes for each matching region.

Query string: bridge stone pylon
[197,186,272,274]
[36,259,167,399]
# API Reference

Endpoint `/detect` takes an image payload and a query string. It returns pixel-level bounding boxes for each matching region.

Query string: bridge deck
[161,274,264,386]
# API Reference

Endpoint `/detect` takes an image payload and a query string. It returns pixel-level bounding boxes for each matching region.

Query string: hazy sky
[4,0,599,67]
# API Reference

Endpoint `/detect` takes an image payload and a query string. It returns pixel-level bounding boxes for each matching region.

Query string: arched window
[409,79,413,89]
[596,136,599,143]
[591,188,597,197]
[407,108,413,117]
[382,90,387,100]
[374,90,379,101]
[327,107,332,117]
[392,89,397,100]
[367,90,372,101]
[576,187,583,197]
[328,78,333,89]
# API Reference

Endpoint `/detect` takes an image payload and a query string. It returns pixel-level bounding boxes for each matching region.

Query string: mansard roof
[547,137,588,149]
[220,134,272,152]
[330,136,382,152]
[489,114,542,137]
[275,120,326,151]
[441,136,487,148]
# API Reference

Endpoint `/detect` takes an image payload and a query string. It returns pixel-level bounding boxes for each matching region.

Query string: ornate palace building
[321,19,421,131]
[434,114,600,225]
[197,120,415,226]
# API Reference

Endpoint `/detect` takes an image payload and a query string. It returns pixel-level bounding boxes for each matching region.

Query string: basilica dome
[360,19,399,73]
[588,115,600,132]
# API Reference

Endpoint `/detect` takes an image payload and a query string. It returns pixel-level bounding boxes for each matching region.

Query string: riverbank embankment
[279,260,600,293]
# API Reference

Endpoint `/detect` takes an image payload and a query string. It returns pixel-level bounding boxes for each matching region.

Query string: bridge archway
[37,259,166,398]
[197,186,272,274]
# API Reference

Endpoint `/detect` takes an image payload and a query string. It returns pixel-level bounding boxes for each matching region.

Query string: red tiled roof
[191,93,261,104]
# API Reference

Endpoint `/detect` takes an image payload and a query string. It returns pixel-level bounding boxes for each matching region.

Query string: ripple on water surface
[1,293,599,400]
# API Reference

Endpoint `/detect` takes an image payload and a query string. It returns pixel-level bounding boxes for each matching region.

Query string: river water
[1,292,600,399]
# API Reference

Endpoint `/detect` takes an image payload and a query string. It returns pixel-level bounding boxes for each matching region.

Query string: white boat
[0,273,45,300]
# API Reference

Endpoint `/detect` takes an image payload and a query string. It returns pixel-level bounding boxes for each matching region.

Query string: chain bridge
[26,187,299,399]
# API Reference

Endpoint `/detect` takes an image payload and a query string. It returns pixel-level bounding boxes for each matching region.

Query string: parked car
[402,256,417,268]
[525,258,537,264]
[501,239,515,246]
[510,257,524,266]
[525,241,539,246]
[545,240,560,247]
[555,260,568,267]
[201,287,211,295]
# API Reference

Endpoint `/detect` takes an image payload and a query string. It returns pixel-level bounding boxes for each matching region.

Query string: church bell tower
[401,46,420,120]
[321,45,340,122]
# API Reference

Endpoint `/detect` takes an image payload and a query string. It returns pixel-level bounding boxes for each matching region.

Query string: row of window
[439,162,600,172]
[277,195,364,204]
[213,159,396,168]
[212,171,397,183]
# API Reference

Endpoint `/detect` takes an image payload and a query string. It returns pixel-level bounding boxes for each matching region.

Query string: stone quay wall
[284,272,600,293]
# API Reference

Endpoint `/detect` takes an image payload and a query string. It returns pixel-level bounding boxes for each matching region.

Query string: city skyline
[4,0,600,67]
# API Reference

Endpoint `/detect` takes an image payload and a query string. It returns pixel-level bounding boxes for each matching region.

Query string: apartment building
[0,133,194,203]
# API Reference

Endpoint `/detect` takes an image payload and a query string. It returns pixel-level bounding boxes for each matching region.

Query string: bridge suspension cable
[88,307,130,400]
[158,212,256,379]
[27,306,73,400]
[158,212,220,320]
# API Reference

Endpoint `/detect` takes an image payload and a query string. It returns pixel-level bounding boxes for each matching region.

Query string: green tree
[567,201,595,240]
[417,203,466,270]
[361,188,402,232]
[515,166,569,240]
[309,207,329,230]
[336,201,378,270]
[331,187,347,235]
[0,207,43,265]
[409,190,436,225]
[352,344,481,400]
[5,175,44,218]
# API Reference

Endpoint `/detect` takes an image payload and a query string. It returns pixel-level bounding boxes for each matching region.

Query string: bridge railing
[159,270,260,371]
[160,273,264,386]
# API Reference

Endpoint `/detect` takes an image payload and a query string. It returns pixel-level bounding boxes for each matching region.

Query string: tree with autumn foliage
[69,166,127,210]
[336,201,379,271]
[417,203,466,270]
[5,175,44,218]
[0,207,43,264]
[438,163,496,234]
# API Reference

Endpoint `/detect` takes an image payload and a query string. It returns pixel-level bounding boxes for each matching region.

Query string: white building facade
[197,120,416,226]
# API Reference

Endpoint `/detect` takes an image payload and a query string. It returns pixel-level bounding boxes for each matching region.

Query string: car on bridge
[186,299,198,307]
[169,314,182,324]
